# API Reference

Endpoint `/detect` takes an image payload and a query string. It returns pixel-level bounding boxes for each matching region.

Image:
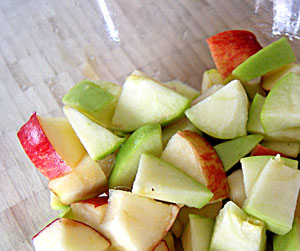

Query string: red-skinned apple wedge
[251,144,291,158]
[161,130,229,202]
[206,30,262,79]
[32,218,110,251]
[17,112,85,179]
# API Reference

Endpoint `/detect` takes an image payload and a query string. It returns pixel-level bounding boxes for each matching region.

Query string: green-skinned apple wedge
[64,106,125,160]
[32,218,110,251]
[241,155,298,196]
[164,79,200,100]
[261,72,300,132]
[185,80,248,139]
[99,190,179,251]
[214,134,264,172]
[210,201,266,251]
[181,214,214,251]
[233,37,296,82]
[243,156,300,235]
[161,130,229,202]
[111,75,191,132]
[132,154,213,208]
[62,80,119,128]
[109,124,163,189]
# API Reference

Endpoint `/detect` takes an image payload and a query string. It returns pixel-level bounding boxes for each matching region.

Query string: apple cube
[241,155,298,196]
[164,79,200,100]
[210,201,266,251]
[206,30,262,79]
[65,196,108,233]
[63,106,125,160]
[227,169,246,208]
[49,153,108,205]
[111,74,191,132]
[161,130,229,202]
[214,134,264,172]
[233,37,295,82]
[109,124,163,189]
[32,218,110,251]
[17,113,85,179]
[273,217,300,251]
[62,80,119,128]
[243,156,300,235]
[181,214,215,251]
[185,80,248,139]
[132,153,213,208]
[100,189,179,251]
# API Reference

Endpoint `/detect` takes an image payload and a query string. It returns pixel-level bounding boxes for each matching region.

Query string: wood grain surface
[1,0,299,250]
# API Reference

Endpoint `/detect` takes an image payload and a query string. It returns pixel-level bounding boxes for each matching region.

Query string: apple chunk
[161,130,229,202]
[100,190,179,251]
[132,154,213,208]
[49,153,108,205]
[227,169,246,208]
[64,196,108,233]
[32,218,110,251]
[17,112,85,179]
[206,30,262,79]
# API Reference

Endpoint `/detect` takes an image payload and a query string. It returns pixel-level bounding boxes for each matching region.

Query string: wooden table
[1,0,299,250]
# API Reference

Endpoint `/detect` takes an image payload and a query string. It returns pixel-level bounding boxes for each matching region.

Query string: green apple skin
[214,134,264,172]
[241,156,298,196]
[109,124,163,189]
[233,37,296,83]
[273,218,300,251]
[164,80,200,100]
[243,156,300,235]
[111,75,191,132]
[261,72,300,133]
[132,154,213,209]
[181,214,214,251]
[62,80,118,128]
[185,80,248,139]
[50,191,69,211]
[210,201,266,251]
[63,106,125,161]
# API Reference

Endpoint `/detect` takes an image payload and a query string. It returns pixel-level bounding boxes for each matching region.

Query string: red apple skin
[17,112,72,179]
[251,144,291,158]
[179,131,229,202]
[79,196,109,208]
[207,30,262,79]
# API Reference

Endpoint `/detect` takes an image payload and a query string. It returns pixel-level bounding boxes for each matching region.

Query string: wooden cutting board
[1,0,299,250]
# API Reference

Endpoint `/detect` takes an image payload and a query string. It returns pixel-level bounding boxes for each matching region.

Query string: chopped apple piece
[207,30,262,79]
[201,68,223,93]
[109,124,163,189]
[242,77,265,100]
[98,152,117,178]
[210,201,266,251]
[111,75,191,132]
[49,153,108,205]
[162,117,201,147]
[228,169,246,208]
[185,80,248,139]
[241,156,298,196]
[192,84,224,105]
[64,196,108,233]
[161,131,229,202]
[132,154,213,208]
[62,80,118,127]
[233,37,295,82]
[32,218,110,251]
[273,217,300,251]
[214,134,264,172]
[181,214,215,251]
[17,113,85,179]
[50,191,69,211]
[100,190,179,251]
[243,156,300,235]
[261,63,300,92]
[261,141,300,158]
[64,106,125,160]
[251,144,290,158]
[164,79,200,100]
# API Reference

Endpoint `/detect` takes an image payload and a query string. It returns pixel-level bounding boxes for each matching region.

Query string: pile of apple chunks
[17,30,300,251]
